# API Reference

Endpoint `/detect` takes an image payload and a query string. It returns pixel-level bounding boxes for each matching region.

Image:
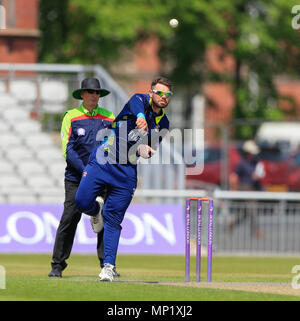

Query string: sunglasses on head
[151,89,173,98]
[86,89,101,95]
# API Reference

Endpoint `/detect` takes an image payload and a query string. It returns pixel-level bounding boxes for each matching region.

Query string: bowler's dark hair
[151,77,173,92]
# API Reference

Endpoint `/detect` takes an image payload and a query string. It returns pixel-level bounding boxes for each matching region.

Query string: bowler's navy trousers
[75,158,137,266]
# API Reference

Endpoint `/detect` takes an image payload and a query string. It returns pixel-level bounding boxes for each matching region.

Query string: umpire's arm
[61,112,85,174]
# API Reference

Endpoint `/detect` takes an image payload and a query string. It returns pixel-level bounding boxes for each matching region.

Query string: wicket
[185,197,214,282]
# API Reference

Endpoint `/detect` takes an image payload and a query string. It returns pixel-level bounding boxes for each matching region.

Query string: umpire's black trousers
[50,180,104,271]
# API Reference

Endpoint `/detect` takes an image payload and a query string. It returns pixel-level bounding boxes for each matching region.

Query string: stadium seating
[24,133,55,149]
[0,93,18,107]
[37,147,62,162]
[13,119,42,133]
[0,91,65,203]
[5,147,35,162]
[40,80,68,113]
[3,107,30,122]
[0,119,11,133]
[0,81,6,93]
[26,175,57,188]
[10,80,38,108]
[0,133,22,147]
[17,160,46,176]
[0,174,24,188]
[48,161,66,178]
[0,160,16,174]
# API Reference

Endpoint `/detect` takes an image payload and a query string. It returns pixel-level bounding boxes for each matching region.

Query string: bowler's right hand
[136,117,148,133]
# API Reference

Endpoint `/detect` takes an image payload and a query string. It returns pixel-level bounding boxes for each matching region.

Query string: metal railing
[0,63,129,118]
[212,190,300,255]
[134,189,300,255]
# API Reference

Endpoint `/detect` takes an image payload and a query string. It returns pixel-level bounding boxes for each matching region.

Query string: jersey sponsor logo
[77,128,86,136]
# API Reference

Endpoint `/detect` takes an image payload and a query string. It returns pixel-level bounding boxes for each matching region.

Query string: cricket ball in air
[169,18,179,28]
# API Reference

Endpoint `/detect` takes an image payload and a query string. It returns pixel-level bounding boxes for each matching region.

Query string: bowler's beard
[152,99,166,113]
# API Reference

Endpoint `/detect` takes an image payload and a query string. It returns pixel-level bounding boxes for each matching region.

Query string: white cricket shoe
[90,196,104,233]
[112,266,121,277]
[99,263,114,282]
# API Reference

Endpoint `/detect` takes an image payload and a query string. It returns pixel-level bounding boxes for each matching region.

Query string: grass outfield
[0,254,299,301]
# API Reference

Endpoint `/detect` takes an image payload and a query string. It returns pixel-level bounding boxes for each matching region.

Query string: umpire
[48,78,119,278]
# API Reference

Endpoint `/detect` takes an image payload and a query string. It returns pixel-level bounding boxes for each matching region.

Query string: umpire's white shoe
[90,197,104,233]
[99,263,114,282]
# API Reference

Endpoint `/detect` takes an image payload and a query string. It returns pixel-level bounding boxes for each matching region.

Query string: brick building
[0,0,39,63]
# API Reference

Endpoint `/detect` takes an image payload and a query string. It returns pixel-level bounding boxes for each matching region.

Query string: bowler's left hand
[137,144,156,158]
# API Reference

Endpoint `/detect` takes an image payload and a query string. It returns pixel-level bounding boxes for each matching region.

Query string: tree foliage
[39,0,300,137]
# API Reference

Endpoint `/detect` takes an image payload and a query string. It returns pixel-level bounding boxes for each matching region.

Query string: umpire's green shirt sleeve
[61,111,85,174]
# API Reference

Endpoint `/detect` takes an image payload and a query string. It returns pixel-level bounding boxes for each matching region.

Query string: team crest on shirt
[83,171,87,177]
[77,128,86,136]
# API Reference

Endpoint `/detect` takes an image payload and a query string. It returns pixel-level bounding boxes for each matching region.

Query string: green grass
[0,254,299,301]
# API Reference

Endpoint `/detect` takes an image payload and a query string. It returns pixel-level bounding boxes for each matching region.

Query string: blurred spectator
[229,140,265,191]
[229,140,265,238]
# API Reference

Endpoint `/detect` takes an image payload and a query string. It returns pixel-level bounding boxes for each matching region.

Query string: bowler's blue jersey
[90,93,169,166]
